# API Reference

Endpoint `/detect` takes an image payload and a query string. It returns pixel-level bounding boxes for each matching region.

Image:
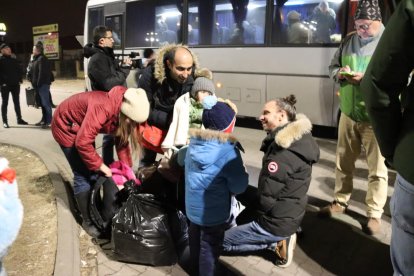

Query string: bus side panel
[214,73,266,118]
[267,75,335,127]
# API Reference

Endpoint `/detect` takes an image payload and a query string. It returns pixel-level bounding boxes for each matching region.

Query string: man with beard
[137,44,201,166]
[319,0,388,236]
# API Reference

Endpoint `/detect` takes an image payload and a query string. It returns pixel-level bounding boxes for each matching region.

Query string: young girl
[185,96,249,276]
[51,86,149,238]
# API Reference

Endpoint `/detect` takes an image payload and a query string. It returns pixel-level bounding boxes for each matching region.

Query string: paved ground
[0,79,395,276]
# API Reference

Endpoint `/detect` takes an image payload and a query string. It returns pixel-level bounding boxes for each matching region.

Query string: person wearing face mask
[319,0,388,236]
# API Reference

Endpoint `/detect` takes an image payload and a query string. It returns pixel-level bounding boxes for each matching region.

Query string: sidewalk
[0,79,394,276]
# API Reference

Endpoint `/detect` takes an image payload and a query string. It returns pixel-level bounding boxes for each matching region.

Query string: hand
[99,163,112,177]
[337,65,352,80]
[123,57,132,66]
[344,72,364,85]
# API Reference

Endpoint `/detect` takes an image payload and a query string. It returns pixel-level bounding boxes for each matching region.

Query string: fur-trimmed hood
[189,128,238,144]
[187,128,241,170]
[262,113,319,164]
[153,44,203,84]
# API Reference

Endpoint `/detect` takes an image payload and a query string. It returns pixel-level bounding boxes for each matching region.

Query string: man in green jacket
[362,0,414,274]
[319,0,388,235]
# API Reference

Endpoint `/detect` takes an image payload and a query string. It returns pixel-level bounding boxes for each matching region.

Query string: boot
[75,191,102,238]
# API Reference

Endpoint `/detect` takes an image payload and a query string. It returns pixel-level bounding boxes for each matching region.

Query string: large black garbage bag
[111,193,178,266]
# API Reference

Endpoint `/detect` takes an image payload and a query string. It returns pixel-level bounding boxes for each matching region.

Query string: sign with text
[32,24,59,35]
[33,33,59,59]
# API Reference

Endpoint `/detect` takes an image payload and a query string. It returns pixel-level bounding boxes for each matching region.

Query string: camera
[117,51,142,69]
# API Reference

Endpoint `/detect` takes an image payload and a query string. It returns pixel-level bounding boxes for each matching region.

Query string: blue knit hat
[202,96,236,132]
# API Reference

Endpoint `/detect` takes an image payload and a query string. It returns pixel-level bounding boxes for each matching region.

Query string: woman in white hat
[51,85,149,237]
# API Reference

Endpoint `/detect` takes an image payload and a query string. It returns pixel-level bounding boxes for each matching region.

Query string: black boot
[75,191,102,238]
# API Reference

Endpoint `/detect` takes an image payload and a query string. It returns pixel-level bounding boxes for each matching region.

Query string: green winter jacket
[362,0,414,184]
[329,26,384,122]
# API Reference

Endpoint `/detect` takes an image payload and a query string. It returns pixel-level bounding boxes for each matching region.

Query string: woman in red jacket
[51,86,149,237]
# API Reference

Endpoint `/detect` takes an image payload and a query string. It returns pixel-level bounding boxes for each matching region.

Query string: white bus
[84,0,397,132]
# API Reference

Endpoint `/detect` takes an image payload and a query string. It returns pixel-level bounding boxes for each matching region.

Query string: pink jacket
[51,86,132,171]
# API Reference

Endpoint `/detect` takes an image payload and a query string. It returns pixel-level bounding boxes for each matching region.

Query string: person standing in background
[0,43,28,128]
[83,25,132,166]
[361,0,414,274]
[319,0,388,235]
[31,42,54,129]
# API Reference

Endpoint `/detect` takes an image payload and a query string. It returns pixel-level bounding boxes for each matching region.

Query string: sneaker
[35,121,45,126]
[366,217,382,235]
[41,124,51,129]
[318,201,347,217]
[17,119,28,125]
[275,233,297,268]
[3,122,9,128]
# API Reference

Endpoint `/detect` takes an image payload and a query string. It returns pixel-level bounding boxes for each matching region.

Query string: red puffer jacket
[51,86,132,171]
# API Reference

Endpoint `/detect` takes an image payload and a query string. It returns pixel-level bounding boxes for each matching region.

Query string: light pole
[0,23,6,42]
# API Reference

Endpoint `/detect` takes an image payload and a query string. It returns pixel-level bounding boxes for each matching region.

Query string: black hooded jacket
[257,114,320,237]
[31,54,53,88]
[83,43,130,92]
[0,55,23,86]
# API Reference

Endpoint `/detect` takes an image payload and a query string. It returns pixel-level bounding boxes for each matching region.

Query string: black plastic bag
[111,193,178,266]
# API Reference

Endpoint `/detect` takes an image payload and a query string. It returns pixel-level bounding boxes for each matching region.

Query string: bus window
[272,0,344,45]
[188,0,266,46]
[88,7,104,44]
[105,15,122,49]
[125,1,182,48]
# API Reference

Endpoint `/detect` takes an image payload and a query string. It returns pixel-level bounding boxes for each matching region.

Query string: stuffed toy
[0,157,23,274]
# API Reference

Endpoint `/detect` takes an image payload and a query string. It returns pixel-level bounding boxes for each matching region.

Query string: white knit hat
[120,88,150,123]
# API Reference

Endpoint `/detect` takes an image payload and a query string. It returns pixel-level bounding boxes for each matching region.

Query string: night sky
[0,0,88,43]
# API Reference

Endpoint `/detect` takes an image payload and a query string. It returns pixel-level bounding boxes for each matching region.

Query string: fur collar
[154,44,200,84]
[275,113,312,148]
[189,128,238,144]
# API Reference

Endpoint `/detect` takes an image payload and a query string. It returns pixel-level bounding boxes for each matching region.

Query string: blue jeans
[38,84,52,124]
[189,222,226,276]
[390,174,414,276]
[61,146,97,194]
[222,221,286,252]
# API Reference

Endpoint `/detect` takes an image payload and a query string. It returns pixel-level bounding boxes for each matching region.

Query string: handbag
[25,87,40,108]
[138,122,167,154]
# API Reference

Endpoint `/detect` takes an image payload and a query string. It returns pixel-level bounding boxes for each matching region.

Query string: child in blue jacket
[185,95,249,276]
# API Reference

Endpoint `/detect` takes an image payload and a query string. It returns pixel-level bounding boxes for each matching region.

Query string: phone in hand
[339,71,355,77]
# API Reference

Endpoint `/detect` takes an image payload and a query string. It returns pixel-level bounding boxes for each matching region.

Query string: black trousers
[1,84,22,123]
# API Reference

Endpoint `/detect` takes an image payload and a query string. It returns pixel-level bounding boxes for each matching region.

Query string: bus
[83,0,398,131]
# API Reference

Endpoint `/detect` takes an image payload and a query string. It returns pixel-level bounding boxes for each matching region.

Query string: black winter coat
[83,44,130,92]
[257,114,319,237]
[0,55,23,86]
[31,54,53,88]
[138,63,193,130]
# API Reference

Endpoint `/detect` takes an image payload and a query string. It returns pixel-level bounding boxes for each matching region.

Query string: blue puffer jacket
[185,128,249,226]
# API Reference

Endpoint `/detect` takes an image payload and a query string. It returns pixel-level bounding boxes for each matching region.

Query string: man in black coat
[137,44,199,166]
[0,44,28,128]
[83,25,132,165]
[222,96,319,268]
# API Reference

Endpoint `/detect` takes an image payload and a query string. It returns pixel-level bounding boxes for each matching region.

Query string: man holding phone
[319,0,388,236]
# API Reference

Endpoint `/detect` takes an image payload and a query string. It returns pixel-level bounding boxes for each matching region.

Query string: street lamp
[0,23,6,42]
[145,32,159,47]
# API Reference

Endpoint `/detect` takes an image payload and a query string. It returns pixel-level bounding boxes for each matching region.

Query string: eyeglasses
[354,22,372,31]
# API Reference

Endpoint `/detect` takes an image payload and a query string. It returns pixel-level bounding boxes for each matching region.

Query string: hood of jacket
[262,113,319,164]
[187,128,239,170]
[83,43,114,59]
[153,44,201,84]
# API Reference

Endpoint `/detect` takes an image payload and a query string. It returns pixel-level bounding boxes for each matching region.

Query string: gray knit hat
[190,77,215,99]
[354,0,382,21]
